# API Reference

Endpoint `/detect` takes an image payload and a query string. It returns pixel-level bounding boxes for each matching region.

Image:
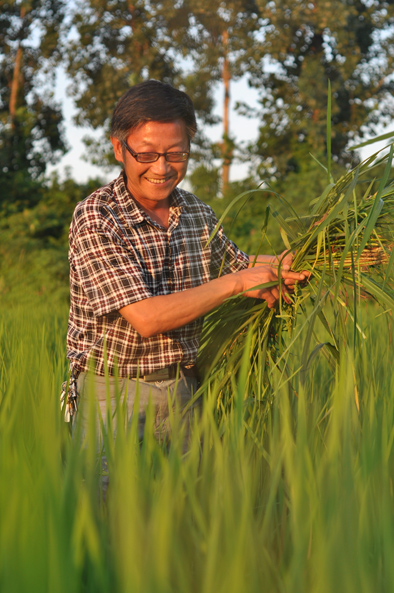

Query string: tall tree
[0,0,67,213]
[65,0,217,167]
[177,0,261,193]
[244,0,394,184]
[65,0,262,188]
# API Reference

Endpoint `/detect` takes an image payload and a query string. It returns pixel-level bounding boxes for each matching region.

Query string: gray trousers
[74,370,199,498]
[76,370,199,444]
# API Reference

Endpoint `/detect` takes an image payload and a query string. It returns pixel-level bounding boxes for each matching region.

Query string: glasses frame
[121,140,190,163]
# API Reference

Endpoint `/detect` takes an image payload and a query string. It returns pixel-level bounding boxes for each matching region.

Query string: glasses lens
[135,153,158,163]
[166,152,189,162]
[134,152,190,163]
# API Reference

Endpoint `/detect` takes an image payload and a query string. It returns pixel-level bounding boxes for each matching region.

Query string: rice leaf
[350,129,394,150]
[198,141,394,413]
[280,227,292,251]
[356,145,393,257]
[383,246,394,289]
[309,152,328,173]
[310,183,335,216]
[300,268,327,384]
[327,80,332,183]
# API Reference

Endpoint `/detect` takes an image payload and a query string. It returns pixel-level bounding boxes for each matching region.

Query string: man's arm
[119,264,305,338]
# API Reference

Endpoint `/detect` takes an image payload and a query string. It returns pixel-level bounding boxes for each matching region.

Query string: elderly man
[65,80,305,442]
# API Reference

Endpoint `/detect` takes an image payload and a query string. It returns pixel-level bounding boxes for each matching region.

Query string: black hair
[110,80,197,144]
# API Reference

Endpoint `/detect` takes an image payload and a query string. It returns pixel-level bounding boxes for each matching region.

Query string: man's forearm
[119,261,305,338]
[119,272,241,338]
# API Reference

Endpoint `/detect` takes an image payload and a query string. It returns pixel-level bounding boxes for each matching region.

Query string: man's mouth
[146,177,171,185]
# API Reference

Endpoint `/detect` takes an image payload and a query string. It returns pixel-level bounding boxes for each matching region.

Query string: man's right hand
[236,264,307,308]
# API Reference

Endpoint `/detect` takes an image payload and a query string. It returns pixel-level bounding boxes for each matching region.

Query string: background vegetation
[2,0,394,303]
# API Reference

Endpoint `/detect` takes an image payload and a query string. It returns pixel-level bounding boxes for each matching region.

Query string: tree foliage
[171,0,261,190]
[242,0,394,182]
[0,172,103,304]
[65,0,265,184]
[0,0,68,213]
[4,0,394,270]
[65,0,214,167]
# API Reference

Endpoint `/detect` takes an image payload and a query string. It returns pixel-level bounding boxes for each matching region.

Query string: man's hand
[237,262,306,308]
[247,250,310,307]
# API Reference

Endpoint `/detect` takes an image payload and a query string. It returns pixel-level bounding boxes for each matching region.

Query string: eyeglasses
[121,140,190,163]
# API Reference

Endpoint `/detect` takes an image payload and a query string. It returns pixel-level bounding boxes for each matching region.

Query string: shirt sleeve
[207,209,249,278]
[72,227,152,317]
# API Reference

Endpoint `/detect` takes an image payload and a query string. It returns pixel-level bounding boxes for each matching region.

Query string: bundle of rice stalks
[197,146,394,414]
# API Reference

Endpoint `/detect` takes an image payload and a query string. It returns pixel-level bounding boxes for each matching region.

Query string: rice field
[2,135,394,592]
[1,293,394,593]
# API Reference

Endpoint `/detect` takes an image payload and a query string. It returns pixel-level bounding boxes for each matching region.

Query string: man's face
[111,119,189,210]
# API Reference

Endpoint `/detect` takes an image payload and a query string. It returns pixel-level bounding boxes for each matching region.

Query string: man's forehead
[126,120,189,145]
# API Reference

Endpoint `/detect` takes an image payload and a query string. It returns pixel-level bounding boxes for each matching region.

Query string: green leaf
[327,80,332,183]
[279,227,292,251]
[350,133,394,150]
[310,183,335,216]
[356,144,394,258]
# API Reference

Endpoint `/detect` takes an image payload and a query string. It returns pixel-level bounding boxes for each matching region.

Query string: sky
[47,69,392,187]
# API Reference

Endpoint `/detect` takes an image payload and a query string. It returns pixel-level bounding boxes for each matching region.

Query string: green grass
[1,298,394,593]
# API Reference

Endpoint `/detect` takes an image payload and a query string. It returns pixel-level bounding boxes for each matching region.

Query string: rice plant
[198,146,394,417]
[1,298,394,592]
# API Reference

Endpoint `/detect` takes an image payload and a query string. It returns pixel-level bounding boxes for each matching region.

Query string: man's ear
[111,136,124,163]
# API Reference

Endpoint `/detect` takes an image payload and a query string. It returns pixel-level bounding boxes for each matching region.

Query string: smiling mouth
[146,177,171,185]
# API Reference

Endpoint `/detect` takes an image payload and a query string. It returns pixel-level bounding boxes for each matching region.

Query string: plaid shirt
[67,171,249,377]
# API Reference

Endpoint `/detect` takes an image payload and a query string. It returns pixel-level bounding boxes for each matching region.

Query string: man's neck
[133,196,170,229]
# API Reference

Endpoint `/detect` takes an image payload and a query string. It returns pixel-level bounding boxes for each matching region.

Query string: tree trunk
[9,5,26,127]
[221,28,232,194]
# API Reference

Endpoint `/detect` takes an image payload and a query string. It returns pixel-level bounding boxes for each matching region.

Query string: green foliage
[214,182,282,254]
[0,173,104,306]
[243,0,394,181]
[1,296,394,592]
[197,174,299,255]
[0,0,67,212]
[188,163,220,203]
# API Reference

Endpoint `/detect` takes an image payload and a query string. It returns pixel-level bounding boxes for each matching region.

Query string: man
[66,80,306,442]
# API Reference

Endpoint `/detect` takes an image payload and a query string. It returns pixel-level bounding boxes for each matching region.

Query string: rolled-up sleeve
[72,227,152,317]
[207,209,249,277]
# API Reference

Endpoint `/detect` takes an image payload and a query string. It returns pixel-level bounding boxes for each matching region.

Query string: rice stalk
[197,147,394,414]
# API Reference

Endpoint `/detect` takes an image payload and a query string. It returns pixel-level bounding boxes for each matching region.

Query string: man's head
[110,80,197,145]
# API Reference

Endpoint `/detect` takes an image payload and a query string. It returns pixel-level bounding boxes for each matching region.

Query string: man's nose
[151,155,171,173]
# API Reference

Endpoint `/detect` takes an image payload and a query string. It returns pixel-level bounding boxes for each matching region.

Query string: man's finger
[271,287,280,301]
[285,283,296,291]
[280,251,294,271]
[281,286,292,304]
[281,271,306,282]
[266,294,277,308]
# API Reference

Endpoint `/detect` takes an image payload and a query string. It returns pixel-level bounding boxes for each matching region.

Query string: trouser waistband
[142,364,198,382]
[70,364,198,382]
